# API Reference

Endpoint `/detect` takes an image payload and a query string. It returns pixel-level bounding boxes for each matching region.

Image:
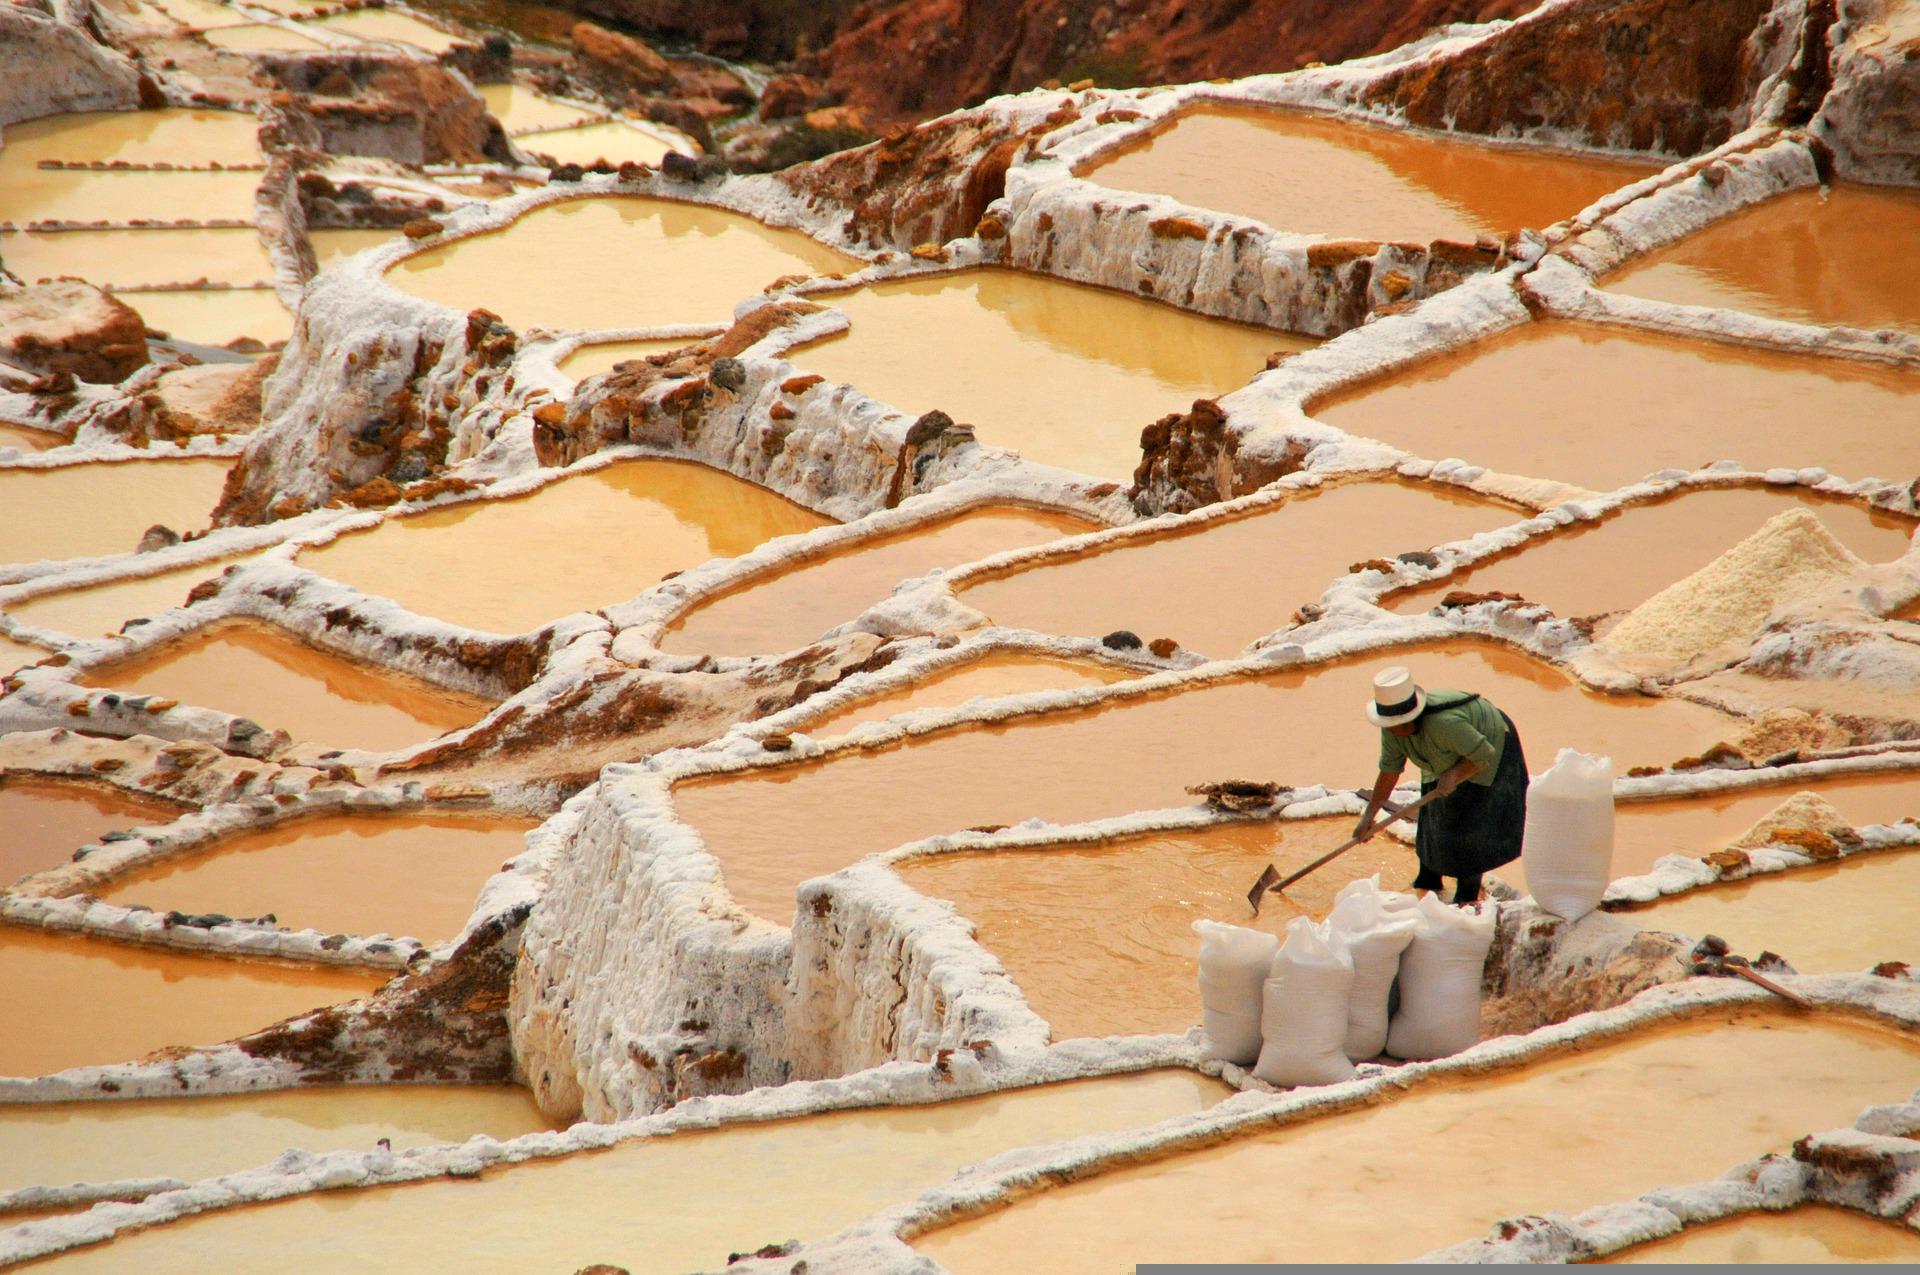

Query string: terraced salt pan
[6,555,248,640]
[1312,322,1920,491]
[0,460,229,567]
[32,1071,1228,1274]
[0,228,274,289]
[1605,1206,1920,1263]
[0,423,61,453]
[0,170,263,229]
[675,643,1735,922]
[1082,106,1657,243]
[0,1085,551,1199]
[915,1014,1920,1269]
[807,654,1135,737]
[308,228,401,272]
[98,813,537,943]
[0,776,188,887]
[557,337,704,381]
[790,269,1312,480]
[1391,486,1915,621]
[660,506,1098,656]
[298,459,831,634]
[140,0,249,28]
[116,288,293,347]
[202,23,328,50]
[0,927,388,1078]
[299,9,467,50]
[1605,184,1920,333]
[386,197,858,332]
[0,110,261,169]
[897,817,1413,1040]
[477,84,597,134]
[81,620,493,754]
[515,122,683,168]
[957,480,1521,657]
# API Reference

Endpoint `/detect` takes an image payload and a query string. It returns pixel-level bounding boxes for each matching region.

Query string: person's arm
[1432,756,1483,795]
[1353,769,1402,841]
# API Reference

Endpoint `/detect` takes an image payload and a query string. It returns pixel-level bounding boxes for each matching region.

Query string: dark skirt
[1416,712,1529,878]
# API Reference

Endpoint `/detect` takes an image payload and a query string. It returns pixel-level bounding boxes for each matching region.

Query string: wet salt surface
[299,9,467,50]
[298,459,832,634]
[0,423,62,453]
[0,634,45,677]
[0,776,189,887]
[0,110,262,169]
[0,927,389,1078]
[1605,184,1920,333]
[1603,1205,1920,1263]
[676,643,1735,923]
[307,227,401,272]
[0,169,263,226]
[0,228,274,289]
[0,1085,551,1198]
[1313,322,1920,491]
[31,1071,1228,1274]
[477,83,597,134]
[557,337,702,381]
[790,269,1311,480]
[139,0,249,27]
[896,817,1414,1040]
[515,122,682,168]
[916,1015,1920,1269]
[81,620,493,754]
[387,196,858,332]
[0,460,229,568]
[6,555,249,640]
[807,654,1135,738]
[659,506,1098,657]
[99,813,537,943]
[1083,106,1656,244]
[958,480,1522,657]
[115,288,292,348]
[1390,485,1916,621]
[202,23,328,50]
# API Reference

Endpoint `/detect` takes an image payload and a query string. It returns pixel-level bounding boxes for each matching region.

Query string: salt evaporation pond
[81,620,493,754]
[659,506,1098,656]
[0,928,388,1077]
[0,168,263,226]
[1605,1206,1920,1264]
[0,460,228,566]
[139,0,247,28]
[33,1071,1226,1273]
[300,9,467,50]
[789,269,1312,480]
[6,555,248,640]
[0,423,62,452]
[0,634,44,676]
[916,1014,1920,1269]
[116,288,292,348]
[0,776,188,886]
[298,460,831,634]
[957,480,1521,656]
[1392,484,1915,620]
[675,642,1736,922]
[1082,106,1657,243]
[1604,184,1920,333]
[202,25,328,52]
[807,654,1134,737]
[308,228,400,271]
[516,122,682,168]
[98,814,536,943]
[0,228,274,288]
[1623,849,1920,971]
[1313,322,1920,492]
[557,337,703,381]
[896,817,1412,1040]
[386,197,857,332]
[477,84,596,134]
[0,109,262,169]
[0,1086,550,1198]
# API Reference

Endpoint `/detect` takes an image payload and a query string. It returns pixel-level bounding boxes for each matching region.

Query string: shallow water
[0,110,261,168]
[0,928,389,1078]
[0,460,229,567]
[0,1085,550,1198]
[99,813,535,943]
[1391,485,1916,621]
[298,460,831,634]
[81,620,493,754]
[515,122,682,168]
[675,642,1735,923]
[0,776,188,887]
[301,9,466,50]
[557,336,703,381]
[790,269,1312,480]
[660,506,1097,657]
[0,633,45,676]
[1083,107,1656,244]
[807,654,1135,738]
[387,196,858,331]
[0,169,263,228]
[958,480,1520,656]
[1605,1206,1920,1264]
[0,228,273,289]
[916,1014,1920,1269]
[116,288,293,347]
[142,0,249,27]
[33,1070,1227,1274]
[477,83,597,134]
[0,423,62,452]
[202,23,328,50]
[7,555,245,639]
[896,817,1414,1040]
[1313,322,1920,491]
[1605,185,1920,333]
[308,227,400,271]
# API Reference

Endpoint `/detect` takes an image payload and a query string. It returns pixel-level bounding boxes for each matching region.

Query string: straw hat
[1366,666,1425,727]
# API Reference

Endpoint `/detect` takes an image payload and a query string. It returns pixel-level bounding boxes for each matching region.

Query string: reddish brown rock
[758,72,833,121]
[568,21,676,94]
[262,53,509,165]
[0,281,148,384]
[1130,397,1309,514]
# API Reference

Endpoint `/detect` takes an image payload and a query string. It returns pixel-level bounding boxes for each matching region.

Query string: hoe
[1246,789,1446,916]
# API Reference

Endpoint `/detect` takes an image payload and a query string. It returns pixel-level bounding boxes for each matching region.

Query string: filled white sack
[1521,748,1616,921]
[1194,919,1279,1064]
[1252,916,1357,1087]
[1327,876,1419,1060]
[1385,894,1498,1061]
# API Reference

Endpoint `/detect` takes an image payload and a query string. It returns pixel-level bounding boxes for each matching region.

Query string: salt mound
[1724,790,1854,851]
[1603,509,1866,667]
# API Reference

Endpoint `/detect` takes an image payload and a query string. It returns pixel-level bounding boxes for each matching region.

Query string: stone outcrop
[0,281,148,385]
[1129,398,1310,514]
[565,0,860,61]
[1813,0,1920,183]
[1479,901,1692,1038]
[258,53,511,166]
[0,3,139,127]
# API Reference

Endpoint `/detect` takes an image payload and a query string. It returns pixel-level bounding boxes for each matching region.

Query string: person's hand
[1351,815,1376,843]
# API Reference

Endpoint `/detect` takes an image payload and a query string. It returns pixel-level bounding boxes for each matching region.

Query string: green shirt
[1377,690,1507,787]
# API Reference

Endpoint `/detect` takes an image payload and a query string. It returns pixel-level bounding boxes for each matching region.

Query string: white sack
[1193,919,1279,1064]
[1385,893,1497,1061]
[1327,876,1419,1060]
[1521,748,1616,921]
[1252,917,1357,1087]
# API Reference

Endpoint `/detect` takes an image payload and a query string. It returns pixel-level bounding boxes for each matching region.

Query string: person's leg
[1451,872,1483,905]
[1412,865,1445,892]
